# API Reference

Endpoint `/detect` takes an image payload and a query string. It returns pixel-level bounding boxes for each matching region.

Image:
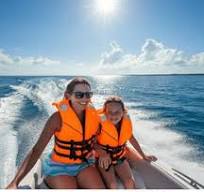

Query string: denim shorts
[42,154,95,177]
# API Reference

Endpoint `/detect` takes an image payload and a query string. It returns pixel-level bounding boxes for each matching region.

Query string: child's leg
[98,166,118,189]
[115,159,136,189]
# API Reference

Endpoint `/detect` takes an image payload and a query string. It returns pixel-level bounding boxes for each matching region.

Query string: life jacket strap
[53,148,90,160]
[54,135,95,161]
[97,143,126,163]
[55,135,94,145]
[98,143,126,154]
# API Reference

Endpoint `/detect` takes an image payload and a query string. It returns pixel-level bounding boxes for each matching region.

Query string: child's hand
[98,154,112,170]
[143,155,157,162]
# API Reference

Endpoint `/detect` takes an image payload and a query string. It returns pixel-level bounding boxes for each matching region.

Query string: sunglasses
[72,91,93,99]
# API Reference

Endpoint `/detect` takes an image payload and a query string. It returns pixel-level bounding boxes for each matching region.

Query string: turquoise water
[0,75,204,187]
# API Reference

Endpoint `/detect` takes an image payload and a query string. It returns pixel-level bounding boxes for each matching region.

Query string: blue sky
[0,0,204,75]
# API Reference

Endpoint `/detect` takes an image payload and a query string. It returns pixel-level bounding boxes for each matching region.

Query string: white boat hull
[19,148,204,189]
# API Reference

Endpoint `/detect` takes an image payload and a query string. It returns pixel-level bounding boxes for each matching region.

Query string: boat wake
[126,103,204,185]
[0,77,204,188]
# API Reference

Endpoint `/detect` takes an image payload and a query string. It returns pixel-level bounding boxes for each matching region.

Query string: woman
[6,77,105,189]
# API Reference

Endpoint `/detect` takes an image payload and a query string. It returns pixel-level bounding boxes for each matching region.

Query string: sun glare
[95,0,118,17]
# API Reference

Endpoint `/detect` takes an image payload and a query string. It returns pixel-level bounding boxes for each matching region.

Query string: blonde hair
[103,96,125,111]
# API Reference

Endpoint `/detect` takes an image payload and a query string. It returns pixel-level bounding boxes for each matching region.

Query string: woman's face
[105,102,124,125]
[68,83,92,111]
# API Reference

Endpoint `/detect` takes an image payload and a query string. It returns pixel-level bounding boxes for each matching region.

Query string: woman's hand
[98,153,112,170]
[6,182,18,189]
[143,155,157,162]
[85,150,95,159]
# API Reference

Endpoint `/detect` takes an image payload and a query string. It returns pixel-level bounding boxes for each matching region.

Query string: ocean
[0,75,204,188]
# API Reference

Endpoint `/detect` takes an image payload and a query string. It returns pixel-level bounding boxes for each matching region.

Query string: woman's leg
[77,165,105,189]
[97,166,118,189]
[115,160,136,189]
[45,175,77,189]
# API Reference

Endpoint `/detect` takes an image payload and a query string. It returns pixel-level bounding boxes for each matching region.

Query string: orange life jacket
[97,109,133,165]
[51,98,99,164]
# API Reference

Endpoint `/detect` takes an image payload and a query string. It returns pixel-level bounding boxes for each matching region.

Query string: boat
[19,146,204,189]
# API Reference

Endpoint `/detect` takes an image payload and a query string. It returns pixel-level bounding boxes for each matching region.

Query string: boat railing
[172,168,204,189]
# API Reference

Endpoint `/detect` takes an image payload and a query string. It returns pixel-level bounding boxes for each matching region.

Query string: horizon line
[0,73,204,77]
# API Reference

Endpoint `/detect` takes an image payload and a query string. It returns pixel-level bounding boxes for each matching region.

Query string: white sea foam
[10,79,68,156]
[11,79,67,115]
[0,94,24,188]
[0,78,64,188]
[127,105,204,185]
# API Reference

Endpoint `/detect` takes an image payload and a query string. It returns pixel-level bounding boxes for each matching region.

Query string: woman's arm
[6,112,61,189]
[129,135,157,162]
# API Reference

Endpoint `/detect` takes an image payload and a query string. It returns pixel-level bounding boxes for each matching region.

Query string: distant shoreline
[0,74,204,77]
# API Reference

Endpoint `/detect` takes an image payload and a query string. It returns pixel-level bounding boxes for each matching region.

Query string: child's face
[105,102,124,125]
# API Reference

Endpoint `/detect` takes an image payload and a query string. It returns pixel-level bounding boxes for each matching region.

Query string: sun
[95,0,117,17]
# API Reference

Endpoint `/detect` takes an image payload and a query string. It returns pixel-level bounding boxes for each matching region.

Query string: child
[96,96,157,189]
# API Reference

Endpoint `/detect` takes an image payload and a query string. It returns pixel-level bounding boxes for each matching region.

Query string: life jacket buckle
[69,140,77,159]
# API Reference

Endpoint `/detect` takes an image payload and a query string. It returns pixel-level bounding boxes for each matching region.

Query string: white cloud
[100,41,124,66]
[0,50,95,75]
[190,52,204,65]
[13,56,60,66]
[96,39,204,74]
[1,39,204,75]
[0,50,13,64]
[97,41,137,73]
[0,49,95,75]
[0,50,60,66]
[137,39,188,66]
[0,50,62,75]
[76,62,85,67]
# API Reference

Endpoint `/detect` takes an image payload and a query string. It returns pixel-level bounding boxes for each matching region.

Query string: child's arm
[129,135,157,162]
